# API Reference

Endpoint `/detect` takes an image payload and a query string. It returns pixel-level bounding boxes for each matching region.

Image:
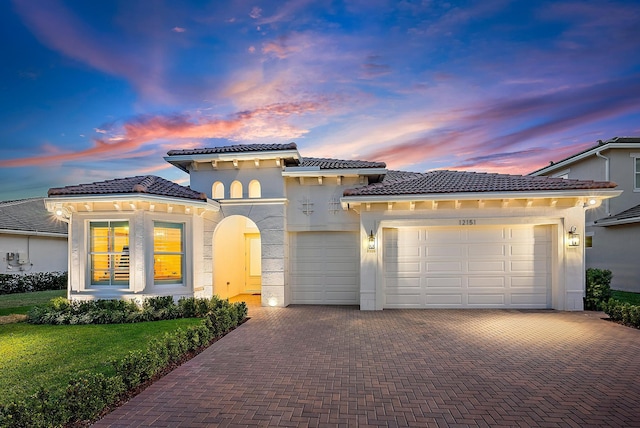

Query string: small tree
[585,268,613,310]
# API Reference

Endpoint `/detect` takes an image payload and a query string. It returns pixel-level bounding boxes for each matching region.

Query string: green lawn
[0,317,202,404]
[0,290,66,316]
[612,290,640,305]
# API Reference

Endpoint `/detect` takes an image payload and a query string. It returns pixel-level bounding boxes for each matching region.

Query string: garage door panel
[468,261,505,272]
[384,225,551,309]
[468,294,505,305]
[468,277,505,288]
[427,261,463,272]
[468,244,504,257]
[426,277,462,288]
[425,294,463,305]
[427,245,463,257]
[290,232,359,305]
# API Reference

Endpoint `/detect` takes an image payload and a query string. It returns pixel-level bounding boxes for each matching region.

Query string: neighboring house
[46,143,620,310]
[0,198,68,274]
[531,136,640,293]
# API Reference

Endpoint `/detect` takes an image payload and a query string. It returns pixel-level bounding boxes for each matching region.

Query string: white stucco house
[1,198,68,274]
[46,143,620,310]
[531,136,640,292]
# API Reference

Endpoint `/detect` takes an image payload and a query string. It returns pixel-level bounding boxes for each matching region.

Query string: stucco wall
[0,233,67,274]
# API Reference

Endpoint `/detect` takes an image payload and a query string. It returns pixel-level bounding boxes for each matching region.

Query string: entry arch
[212,215,261,300]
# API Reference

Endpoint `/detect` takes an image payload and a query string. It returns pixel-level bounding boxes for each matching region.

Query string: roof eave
[0,229,68,238]
[341,189,622,205]
[164,149,301,172]
[45,194,219,210]
[594,216,640,227]
[530,142,640,176]
[282,167,388,177]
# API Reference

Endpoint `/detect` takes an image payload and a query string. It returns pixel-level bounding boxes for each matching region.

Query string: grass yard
[0,317,202,404]
[0,290,66,316]
[612,290,640,305]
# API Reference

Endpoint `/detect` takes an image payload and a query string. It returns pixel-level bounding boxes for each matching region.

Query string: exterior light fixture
[267,297,278,307]
[567,226,580,247]
[588,198,597,206]
[367,230,376,252]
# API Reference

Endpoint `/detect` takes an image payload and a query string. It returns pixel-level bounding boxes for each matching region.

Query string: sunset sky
[1,0,639,201]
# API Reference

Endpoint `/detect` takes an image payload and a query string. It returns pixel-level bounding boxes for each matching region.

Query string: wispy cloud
[0,101,327,168]
[172,26,186,33]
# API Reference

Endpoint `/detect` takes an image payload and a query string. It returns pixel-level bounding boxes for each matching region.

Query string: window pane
[154,224,182,253]
[91,254,111,284]
[154,254,183,282]
[90,223,109,253]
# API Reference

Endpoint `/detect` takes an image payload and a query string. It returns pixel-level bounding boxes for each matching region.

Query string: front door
[244,233,261,293]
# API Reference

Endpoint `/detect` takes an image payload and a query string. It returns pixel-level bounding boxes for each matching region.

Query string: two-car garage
[383,225,552,309]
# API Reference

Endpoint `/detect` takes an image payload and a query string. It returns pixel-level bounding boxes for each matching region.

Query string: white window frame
[153,221,185,285]
[88,220,130,287]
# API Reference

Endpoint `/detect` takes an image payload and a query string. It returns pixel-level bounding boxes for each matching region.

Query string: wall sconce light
[367,230,376,252]
[567,226,580,247]
[267,297,278,307]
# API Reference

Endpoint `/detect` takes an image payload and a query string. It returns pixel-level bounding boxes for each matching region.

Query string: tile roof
[0,198,67,235]
[595,203,640,225]
[299,157,386,169]
[529,136,640,175]
[343,170,617,196]
[48,176,207,201]
[166,143,298,156]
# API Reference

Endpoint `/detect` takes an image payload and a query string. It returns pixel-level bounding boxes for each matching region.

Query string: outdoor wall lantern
[567,226,580,247]
[367,230,376,252]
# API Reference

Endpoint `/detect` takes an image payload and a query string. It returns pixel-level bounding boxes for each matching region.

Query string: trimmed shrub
[0,271,67,295]
[585,268,613,311]
[1,298,248,426]
[603,298,640,329]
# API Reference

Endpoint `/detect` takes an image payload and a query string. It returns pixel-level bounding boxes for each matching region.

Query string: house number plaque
[458,219,477,225]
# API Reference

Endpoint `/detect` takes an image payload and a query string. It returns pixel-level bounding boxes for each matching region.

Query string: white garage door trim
[290,231,360,304]
[384,225,551,308]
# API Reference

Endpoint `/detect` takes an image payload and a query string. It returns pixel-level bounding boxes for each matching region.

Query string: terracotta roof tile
[300,157,386,169]
[48,176,207,201]
[344,170,617,196]
[166,143,297,156]
[0,198,67,235]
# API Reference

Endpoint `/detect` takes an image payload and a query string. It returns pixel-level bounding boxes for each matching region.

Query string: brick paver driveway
[96,303,640,427]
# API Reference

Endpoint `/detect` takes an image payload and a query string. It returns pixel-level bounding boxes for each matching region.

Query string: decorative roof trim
[341,189,622,205]
[282,167,387,177]
[45,194,219,211]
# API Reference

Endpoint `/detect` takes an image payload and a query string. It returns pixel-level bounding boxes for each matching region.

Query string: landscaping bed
[0,295,248,427]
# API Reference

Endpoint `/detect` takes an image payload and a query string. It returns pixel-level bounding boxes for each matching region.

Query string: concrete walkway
[96,301,640,427]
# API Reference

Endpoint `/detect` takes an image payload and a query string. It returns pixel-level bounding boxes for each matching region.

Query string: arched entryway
[213,215,261,300]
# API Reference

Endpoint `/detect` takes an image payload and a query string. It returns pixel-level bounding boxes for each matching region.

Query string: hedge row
[27,295,229,325]
[0,297,248,427]
[603,298,640,329]
[0,272,67,295]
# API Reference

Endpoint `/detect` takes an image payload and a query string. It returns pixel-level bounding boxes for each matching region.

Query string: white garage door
[384,225,551,308]
[290,232,360,304]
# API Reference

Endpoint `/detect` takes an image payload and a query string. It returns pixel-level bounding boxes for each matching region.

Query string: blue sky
[1,0,639,201]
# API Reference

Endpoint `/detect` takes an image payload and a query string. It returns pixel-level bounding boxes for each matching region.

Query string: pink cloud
[172,26,186,33]
[0,101,325,168]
